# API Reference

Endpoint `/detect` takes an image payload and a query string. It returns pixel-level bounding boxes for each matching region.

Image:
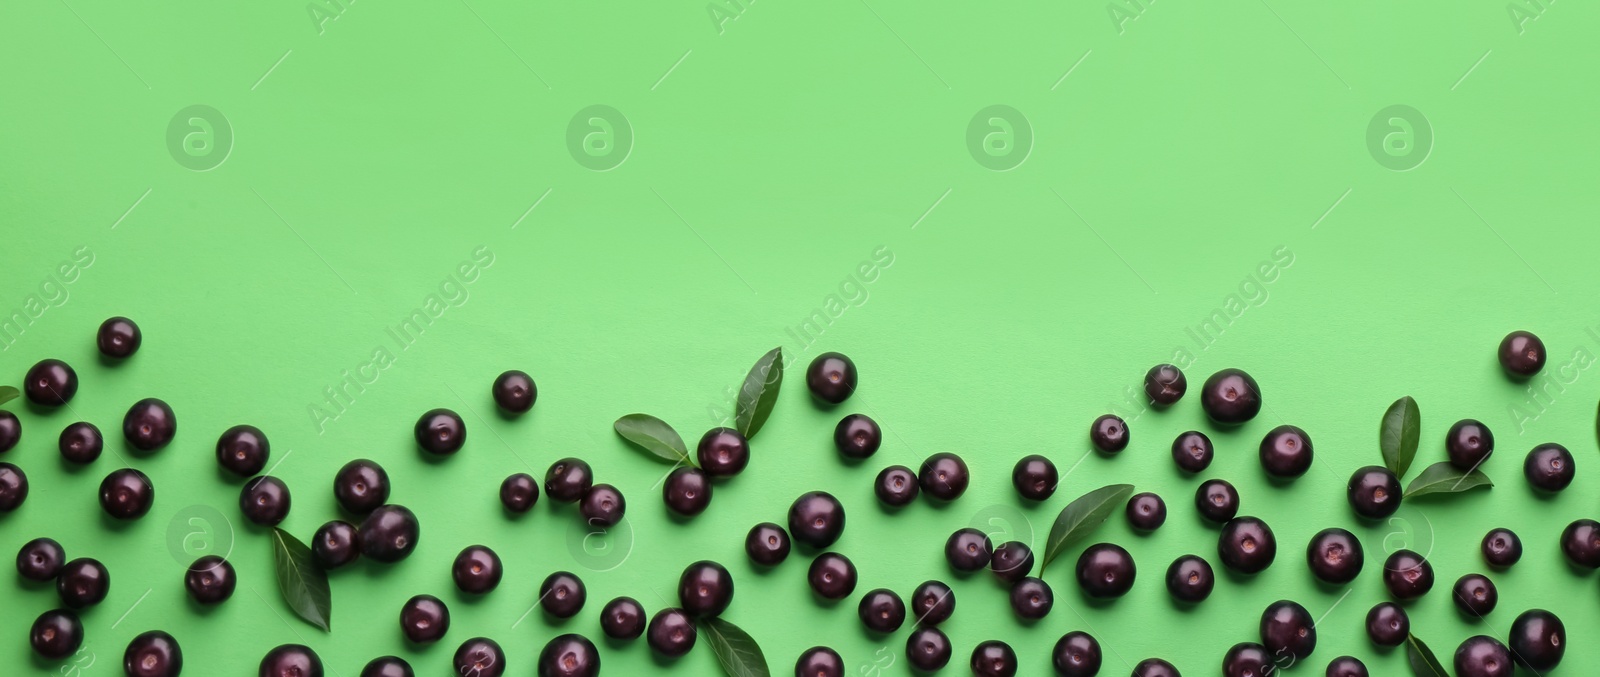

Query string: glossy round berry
[1165,554,1214,603]
[806,352,857,404]
[30,609,83,659]
[56,557,108,608]
[98,316,142,358]
[125,630,182,677]
[1259,425,1313,480]
[545,458,593,503]
[492,370,537,414]
[216,425,269,477]
[970,640,1017,677]
[1382,549,1435,600]
[1218,517,1276,575]
[1171,431,1214,473]
[875,465,919,506]
[17,537,65,582]
[945,528,993,573]
[1009,577,1052,620]
[1454,635,1512,677]
[500,473,539,513]
[1561,518,1600,567]
[859,588,906,633]
[1222,642,1272,677]
[647,608,696,657]
[1201,368,1262,425]
[261,644,323,677]
[1260,600,1316,661]
[59,422,103,464]
[400,594,449,644]
[1089,414,1128,453]
[1145,363,1187,405]
[1481,528,1521,568]
[808,552,857,600]
[697,427,750,476]
[834,414,881,459]
[1346,466,1401,520]
[1053,631,1101,677]
[905,627,951,672]
[1524,443,1574,493]
[1325,656,1368,677]
[788,491,845,549]
[1498,330,1545,377]
[240,476,291,527]
[0,462,27,511]
[679,560,734,618]
[541,571,587,618]
[1365,602,1409,646]
[312,520,360,570]
[664,467,711,517]
[123,398,176,452]
[991,541,1034,583]
[917,452,969,501]
[0,411,17,454]
[360,657,413,677]
[538,634,599,677]
[1196,479,1239,523]
[414,408,466,455]
[1132,658,1179,677]
[1012,454,1057,501]
[1306,528,1364,585]
[452,638,504,677]
[795,646,844,677]
[601,597,646,640]
[910,580,954,625]
[99,468,154,520]
[1446,419,1494,471]
[1507,609,1564,671]
[359,505,420,563]
[1453,573,1497,617]
[185,555,236,604]
[25,359,77,406]
[333,458,389,514]
[1076,543,1136,599]
[453,545,503,594]
[1126,492,1166,532]
[579,483,625,527]
[745,522,791,566]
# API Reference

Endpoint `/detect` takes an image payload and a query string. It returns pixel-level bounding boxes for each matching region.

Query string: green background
[3,0,1599,674]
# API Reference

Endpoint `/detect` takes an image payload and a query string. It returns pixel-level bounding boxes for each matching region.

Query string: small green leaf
[1405,633,1448,677]
[1040,484,1135,571]
[1404,461,1493,498]
[1381,396,1420,479]
[614,414,693,466]
[734,347,783,439]
[701,617,770,677]
[270,527,331,632]
[0,386,18,406]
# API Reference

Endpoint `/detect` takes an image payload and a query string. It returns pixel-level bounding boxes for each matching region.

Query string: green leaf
[701,617,770,677]
[1405,633,1448,677]
[270,527,331,632]
[1381,396,1420,479]
[614,414,692,466]
[734,347,783,439]
[1404,461,1493,498]
[1040,484,1135,571]
[0,386,17,406]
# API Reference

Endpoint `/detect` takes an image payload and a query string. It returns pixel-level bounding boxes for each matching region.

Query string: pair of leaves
[1380,396,1420,478]
[1404,462,1493,498]
[614,348,784,464]
[0,385,18,407]
[271,528,331,632]
[1405,633,1448,676]
[1040,484,1135,571]
[701,617,769,677]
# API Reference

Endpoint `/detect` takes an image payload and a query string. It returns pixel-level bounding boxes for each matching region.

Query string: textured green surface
[3,0,1600,674]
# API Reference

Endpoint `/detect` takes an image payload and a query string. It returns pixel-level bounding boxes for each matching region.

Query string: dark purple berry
[216,425,269,477]
[1053,631,1101,676]
[358,505,420,563]
[910,580,954,625]
[1507,608,1564,671]
[492,370,536,414]
[240,476,291,527]
[124,630,182,677]
[0,462,27,512]
[806,352,857,404]
[540,571,587,618]
[414,408,465,455]
[918,452,968,501]
[185,555,236,604]
[745,522,791,566]
[123,398,176,451]
[501,473,539,513]
[1346,466,1401,520]
[1126,492,1166,532]
[807,552,857,600]
[24,359,77,406]
[1383,549,1434,600]
[97,317,141,358]
[579,483,625,527]
[796,646,844,677]
[545,458,592,503]
[858,588,906,633]
[1165,554,1214,603]
[697,427,749,477]
[990,541,1033,583]
[29,609,83,659]
[1011,454,1057,501]
[1325,656,1368,677]
[678,560,734,618]
[600,597,646,640]
[875,465,919,506]
[1008,577,1052,620]
[1524,443,1574,493]
[452,638,503,677]
[945,528,993,573]
[1135,658,1181,676]
[1089,414,1128,453]
[1260,599,1316,662]
[905,627,951,672]
[17,537,65,582]
[1481,528,1521,568]
[834,414,881,459]
[0,411,18,454]
[1145,363,1186,405]
[538,633,598,677]
[1452,573,1497,617]
[1446,419,1494,471]
[970,640,1017,677]
[646,608,696,657]
[1454,635,1512,677]
[1196,479,1239,523]
[312,520,360,570]
[333,459,389,514]
[1218,517,1276,575]
[1365,602,1409,646]
[1076,543,1136,599]
[99,468,154,520]
[1498,330,1545,377]
[1171,430,1213,473]
[788,491,845,548]
[1306,528,1363,585]
[1259,424,1313,479]
[361,657,413,677]
[453,545,503,594]
[56,557,108,608]
[58,422,102,464]
[1222,642,1272,677]
[400,594,449,644]
[1201,368,1262,425]
[261,644,323,677]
